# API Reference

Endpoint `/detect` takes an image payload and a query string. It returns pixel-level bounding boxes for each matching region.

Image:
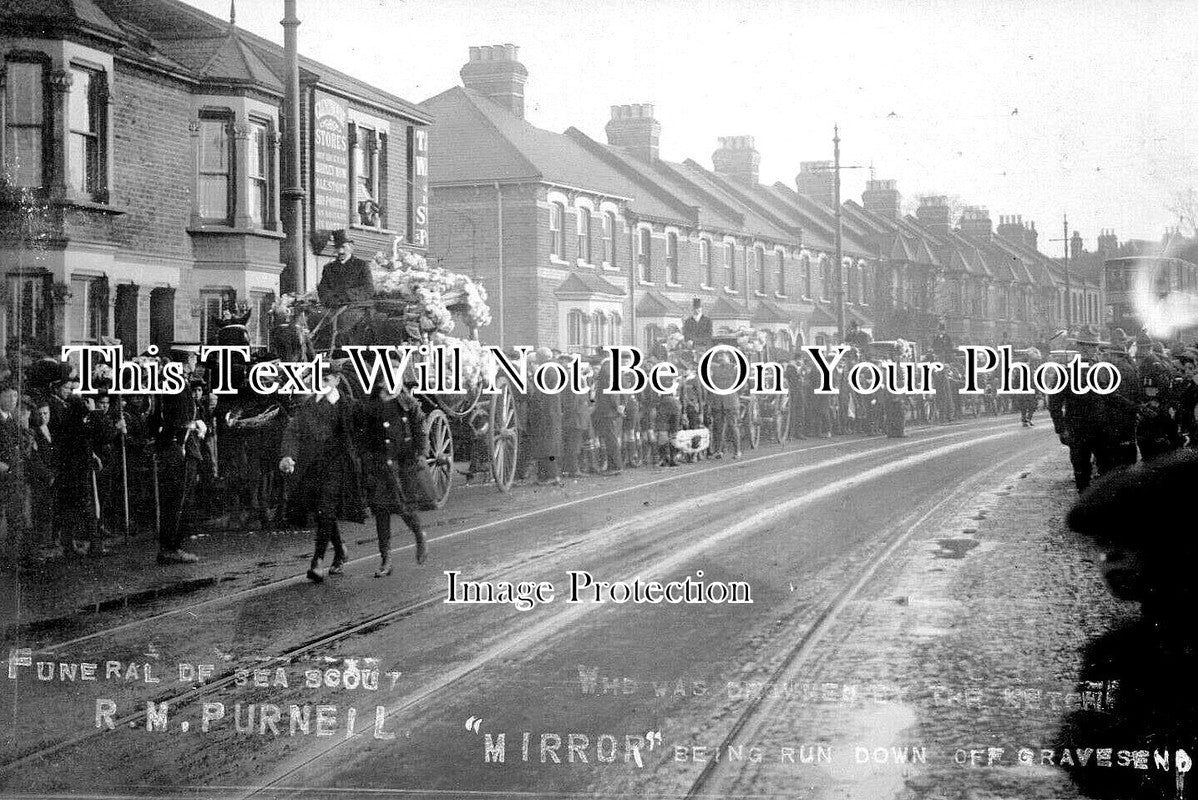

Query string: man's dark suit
[682,314,714,352]
[317,256,375,306]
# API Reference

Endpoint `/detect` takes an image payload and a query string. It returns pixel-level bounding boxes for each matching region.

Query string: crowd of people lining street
[2,295,1196,580]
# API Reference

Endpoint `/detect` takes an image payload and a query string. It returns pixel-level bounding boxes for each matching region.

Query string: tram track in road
[23,418,1013,655]
[236,426,1030,800]
[0,420,1027,778]
[677,443,1054,800]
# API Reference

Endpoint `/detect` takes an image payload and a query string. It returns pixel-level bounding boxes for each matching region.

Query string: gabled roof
[553,271,626,298]
[422,89,686,223]
[751,298,791,325]
[636,290,684,318]
[672,162,798,243]
[91,0,429,120]
[848,307,875,328]
[706,293,750,320]
[842,200,941,268]
[758,183,873,257]
[809,304,837,325]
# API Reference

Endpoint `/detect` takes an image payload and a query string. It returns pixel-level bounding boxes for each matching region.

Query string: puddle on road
[932,538,980,560]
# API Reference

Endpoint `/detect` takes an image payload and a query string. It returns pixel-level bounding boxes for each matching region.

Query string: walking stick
[117,397,130,543]
[151,450,161,539]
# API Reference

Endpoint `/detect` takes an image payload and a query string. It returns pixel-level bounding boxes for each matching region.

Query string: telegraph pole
[833,126,845,340]
[1049,214,1072,330]
[806,126,869,343]
[281,0,306,294]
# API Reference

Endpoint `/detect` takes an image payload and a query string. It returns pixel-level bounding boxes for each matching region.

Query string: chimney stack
[460,44,529,118]
[997,214,1038,250]
[862,179,901,220]
[1097,229,1117,253]
[605,104,661,162]
[711,136,760,186]
[795,161,836,208]
[996,214,1023,242]
[1070,230,1084,260]
[915,195,951,234]
[959,206,992,239]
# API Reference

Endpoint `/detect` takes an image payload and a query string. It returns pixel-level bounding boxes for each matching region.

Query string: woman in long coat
[279,367,366,582]
[357,386,427,577]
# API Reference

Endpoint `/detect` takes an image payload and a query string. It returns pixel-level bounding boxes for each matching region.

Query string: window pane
[6,127,43,187]
[6,62,43,124]
[199,175,228,218]
[68,69,95,132]
[69,134,86,193]
[87,280,106,340]
[69,278,90,343]
[199,121,228,171]
[248,123,266,178]
[248,179,265,225]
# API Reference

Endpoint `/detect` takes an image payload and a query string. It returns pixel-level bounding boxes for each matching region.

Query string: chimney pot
[605,101,661,161]
[461,44,529,117]
[712,134,760,186]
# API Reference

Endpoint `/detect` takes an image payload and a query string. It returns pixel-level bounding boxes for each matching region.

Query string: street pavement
[0,416,1133,799]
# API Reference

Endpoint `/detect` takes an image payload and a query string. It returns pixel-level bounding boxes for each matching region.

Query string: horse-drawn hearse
[217,248,517,512]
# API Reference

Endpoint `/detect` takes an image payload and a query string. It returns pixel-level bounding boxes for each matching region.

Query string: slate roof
[85,0,429,120]
[636,291,685,317]
[1,0,125,40]
[422,88,688,223]
[706,293,749,320]
[809,305,837,325]
[553,271,626,297]
[751,298,791,324]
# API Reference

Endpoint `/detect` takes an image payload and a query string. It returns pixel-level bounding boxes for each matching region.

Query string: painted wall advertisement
[413,126,428,247]
[311,91,349,234]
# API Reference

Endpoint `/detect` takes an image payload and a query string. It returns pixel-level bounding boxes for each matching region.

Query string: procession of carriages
[28,243,1045,538]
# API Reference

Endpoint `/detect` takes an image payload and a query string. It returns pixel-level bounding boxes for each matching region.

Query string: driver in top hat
[682,298,713,355]
[317,229,375,307]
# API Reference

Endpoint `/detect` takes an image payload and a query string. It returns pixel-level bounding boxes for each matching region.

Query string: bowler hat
[331,229,354,248]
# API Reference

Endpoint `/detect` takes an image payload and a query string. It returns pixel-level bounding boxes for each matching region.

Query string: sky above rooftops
[182,0,1197,245]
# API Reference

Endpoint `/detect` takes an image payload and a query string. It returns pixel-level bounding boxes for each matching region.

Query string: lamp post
[834,126,844,340]
[281,0,306,294]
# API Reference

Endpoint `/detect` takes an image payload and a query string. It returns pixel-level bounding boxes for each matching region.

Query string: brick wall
[428,182,540,347]
[109,64,194,259]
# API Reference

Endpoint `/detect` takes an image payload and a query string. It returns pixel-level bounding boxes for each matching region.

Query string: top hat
[331,229,354,248]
